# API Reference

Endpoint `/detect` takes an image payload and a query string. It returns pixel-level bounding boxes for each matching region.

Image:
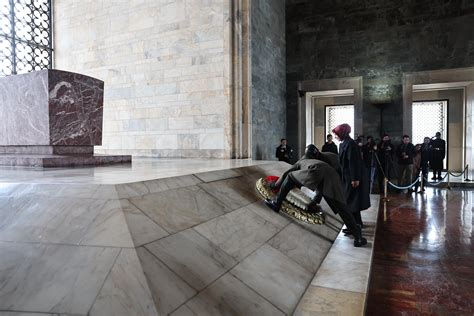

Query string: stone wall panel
[54,0,232,158]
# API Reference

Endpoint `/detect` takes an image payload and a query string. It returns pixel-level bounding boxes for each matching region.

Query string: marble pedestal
[0,69,131,167]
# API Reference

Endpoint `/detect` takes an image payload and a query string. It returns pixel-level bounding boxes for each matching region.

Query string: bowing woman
[332,123,371,229]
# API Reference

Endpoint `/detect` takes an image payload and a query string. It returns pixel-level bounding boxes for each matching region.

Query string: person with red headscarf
[332,123,371,231]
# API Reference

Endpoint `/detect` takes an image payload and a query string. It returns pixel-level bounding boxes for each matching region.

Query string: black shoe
[264,199,279,213]
[342,228,353,235]
[354,237,367,247]
[353,224,367,247]
[431,177,437,180]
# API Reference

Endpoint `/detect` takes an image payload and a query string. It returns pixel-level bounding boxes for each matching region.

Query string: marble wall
[54,0,232,158]
[251,0,286,160]
[286,0,474,145]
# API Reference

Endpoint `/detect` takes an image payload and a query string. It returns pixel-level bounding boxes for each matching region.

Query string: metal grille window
[325,105,354,146]
[0,0,52,77]
[412,101,447,145]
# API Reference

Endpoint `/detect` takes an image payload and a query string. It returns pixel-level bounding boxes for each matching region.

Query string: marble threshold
[294,195,380,315]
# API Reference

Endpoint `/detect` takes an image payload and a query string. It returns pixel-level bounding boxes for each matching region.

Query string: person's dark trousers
[422,165,429,186]
[369,166,377,194]
[353,210,363,226]
[324,197,359,235]
[275,175,300,209]
[415,164,429,191]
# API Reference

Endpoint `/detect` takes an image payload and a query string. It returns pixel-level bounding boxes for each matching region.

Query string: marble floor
[366,188,474,315]
[0,159,378,315]
[0,158,271,184]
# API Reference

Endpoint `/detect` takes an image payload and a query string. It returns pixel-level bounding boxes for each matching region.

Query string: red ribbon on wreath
[265,175,280,193]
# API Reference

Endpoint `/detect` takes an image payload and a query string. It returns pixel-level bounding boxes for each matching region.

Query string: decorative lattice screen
[412,101,447,145]
[1,0,52,77]
[325,105,354,146]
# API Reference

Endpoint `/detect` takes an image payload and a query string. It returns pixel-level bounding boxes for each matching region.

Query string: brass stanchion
[465,164,471,181]
[382,177,389,201]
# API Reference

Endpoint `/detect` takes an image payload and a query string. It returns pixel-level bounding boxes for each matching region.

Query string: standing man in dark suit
[322,134,338,154]
[276,138,294,164]
[430,132,446,180]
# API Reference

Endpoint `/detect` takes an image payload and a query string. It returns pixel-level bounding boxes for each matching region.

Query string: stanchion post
[383,177,389,201]
[447,172,451,190]
[420,175,424,193]
[465,164,471,182]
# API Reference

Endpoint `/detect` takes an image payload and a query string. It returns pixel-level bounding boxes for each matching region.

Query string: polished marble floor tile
[7,183,118,200]
[116,174,202,199]
[0,242,119,314]
[198,177,259,210]
[194,206,281,261]
[0,196,110,245]
[136,247,196,315]
[245,201,291,229]
[230,244,312,314]
[145,228,236,291]
[312,250,371,294]
[129,186,228,234]
[293,285,365,316]
[330,235,373,264]
[89,249,158,316]
[194,169,241,183]
[173,273,285,316]
[120,199,169,246]
[366,188,474,315]
[80,199,134,247]
[268,223,332,274]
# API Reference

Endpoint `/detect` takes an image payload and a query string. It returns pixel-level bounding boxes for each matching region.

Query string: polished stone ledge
[294,195,380,316]
[0,145,94,155]
[0,158,274,184]
[0,154,131,168]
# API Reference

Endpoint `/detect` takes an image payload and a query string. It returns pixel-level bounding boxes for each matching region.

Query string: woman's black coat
[339,137,371,213]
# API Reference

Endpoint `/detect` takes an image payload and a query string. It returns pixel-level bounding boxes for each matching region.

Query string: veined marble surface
[0,70,103,147]
[0,158,272,184]
[0,160,378,315]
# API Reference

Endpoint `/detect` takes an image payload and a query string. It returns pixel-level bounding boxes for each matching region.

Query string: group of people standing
[276,131,446,194]
[352,132,446,193]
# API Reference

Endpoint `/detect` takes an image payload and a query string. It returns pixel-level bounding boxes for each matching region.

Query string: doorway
[296,76,363,157]
[402,67,474,173]
[325,104,355,147]
[411,100,448,169]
